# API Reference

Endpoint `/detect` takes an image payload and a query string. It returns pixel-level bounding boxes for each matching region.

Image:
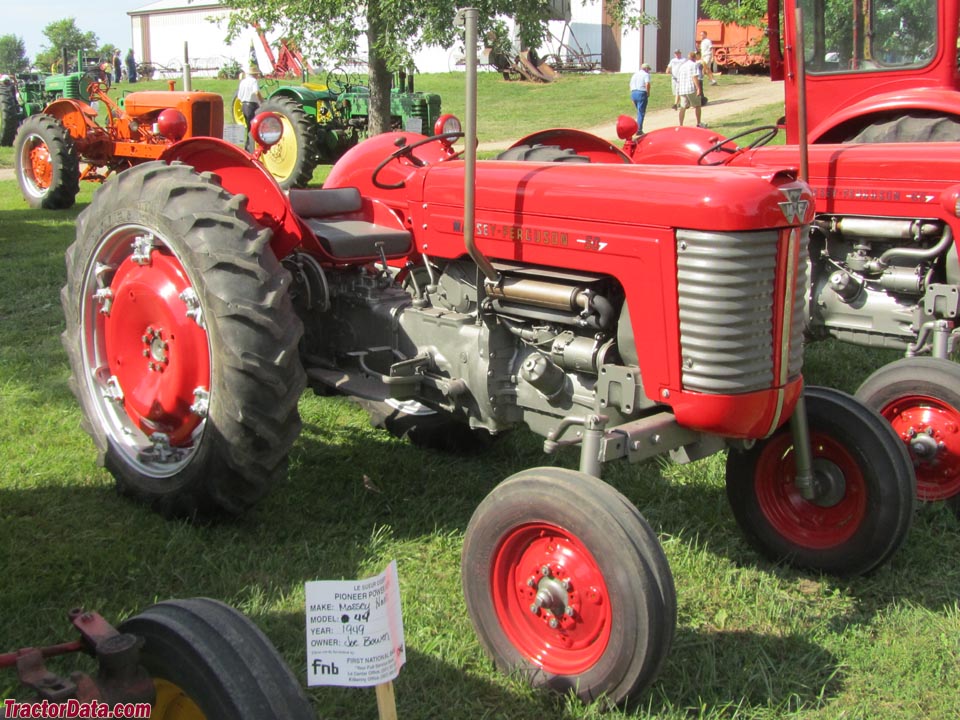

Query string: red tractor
[13,81,224,210]
[529,115,960,517]
[769,0,960,143]
[59,15,915,704]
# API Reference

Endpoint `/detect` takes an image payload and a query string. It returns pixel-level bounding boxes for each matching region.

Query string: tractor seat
[289,187,412,260]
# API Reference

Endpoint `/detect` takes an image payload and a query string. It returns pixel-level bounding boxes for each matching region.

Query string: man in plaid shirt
[675,52,704,128]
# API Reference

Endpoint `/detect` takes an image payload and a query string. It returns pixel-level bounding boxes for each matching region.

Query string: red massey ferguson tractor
[539,116,960,519]
[13,81,224,210]
[60,106,918,702]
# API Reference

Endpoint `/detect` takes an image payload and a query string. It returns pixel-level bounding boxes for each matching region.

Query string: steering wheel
[372,132,465,190]
[697,125,779,166]
[325,67,352,94]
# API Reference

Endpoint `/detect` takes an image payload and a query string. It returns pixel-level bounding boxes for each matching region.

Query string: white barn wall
[130,1,698,77]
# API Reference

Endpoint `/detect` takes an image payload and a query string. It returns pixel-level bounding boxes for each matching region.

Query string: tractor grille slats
[676,229,799,394]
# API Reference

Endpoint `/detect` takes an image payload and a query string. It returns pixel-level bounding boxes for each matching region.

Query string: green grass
[1,80,959,720]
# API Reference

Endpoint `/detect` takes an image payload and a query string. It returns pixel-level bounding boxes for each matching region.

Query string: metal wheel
[230,93,247,126]
[462,467,675,705]
[61,162,305,517]
[726,386,915,575]
[855,357,960,503]
[13,113,80,209]
[120,598,314,719]
[258,95,318,189]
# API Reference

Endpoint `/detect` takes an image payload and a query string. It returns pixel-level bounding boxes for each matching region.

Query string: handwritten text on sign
[304,561,405,687]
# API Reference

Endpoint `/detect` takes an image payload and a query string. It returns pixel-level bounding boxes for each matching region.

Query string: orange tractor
[13,81,224,209]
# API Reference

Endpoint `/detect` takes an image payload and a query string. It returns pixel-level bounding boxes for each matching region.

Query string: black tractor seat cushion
[289,187,412,260]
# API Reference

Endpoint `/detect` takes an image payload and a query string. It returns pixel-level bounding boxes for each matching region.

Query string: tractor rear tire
[119,598,315,719]
[495,144,590,162]
[231,93,247,126]
[726,386,915,575]
[843,112,960,143]
[462,467,675,705]
[259,95,318,190]
[0,82,18,146]
[13,113,80,209]
[61,162,305,518]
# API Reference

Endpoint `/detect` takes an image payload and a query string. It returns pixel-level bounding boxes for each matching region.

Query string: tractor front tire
[462,467,675,705]
[119,598,315,719]
[259,95,318,190]
[0,81,18,146]
[13,113,80,209]
[855,357,960,505]
[61,162,305,518]
[726,386,915,575]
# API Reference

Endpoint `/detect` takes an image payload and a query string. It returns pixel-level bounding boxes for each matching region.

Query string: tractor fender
[809,87,960,143]
[160,137,308,259]
[43,98,100,141]
[505,129,633,164]
[624,126,724,166]
[324,130,453,199]
[267,85,330,105]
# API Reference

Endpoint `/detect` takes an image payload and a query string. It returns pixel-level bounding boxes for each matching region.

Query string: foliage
[35,19,98,73]
[221,0,657,135]
[701,0,768,26]
[0,35,29,75]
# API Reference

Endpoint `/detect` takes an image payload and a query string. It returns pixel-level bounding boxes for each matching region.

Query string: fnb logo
[779,187,809,223]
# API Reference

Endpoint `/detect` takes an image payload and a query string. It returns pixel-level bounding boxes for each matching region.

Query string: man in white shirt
[629,62,652,135]
[237,69,264,151]
[666,49,686,109]
[699,31,718,85]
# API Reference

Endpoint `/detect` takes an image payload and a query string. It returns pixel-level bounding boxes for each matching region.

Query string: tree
[223,0,655,136]
[36,18,98,72]
[0,34,29,75]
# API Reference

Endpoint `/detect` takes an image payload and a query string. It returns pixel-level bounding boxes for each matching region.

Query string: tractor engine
[299,258,626,439]
[807,215,956,353]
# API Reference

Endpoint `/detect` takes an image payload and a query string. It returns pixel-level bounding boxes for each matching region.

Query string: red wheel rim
[754,431,867,549]
[880,394,960,501]
[102,251,210,445]
[491,522,611,676]
[28,141,53,189]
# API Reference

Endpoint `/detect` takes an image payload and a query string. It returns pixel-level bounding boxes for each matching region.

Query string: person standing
[125,49,137,83]
[237,68,263,151]
[113,50,122,84]
[628,62,652,136]
[666,49,685,109]
[676,52,704,128]
[699,31,718,85]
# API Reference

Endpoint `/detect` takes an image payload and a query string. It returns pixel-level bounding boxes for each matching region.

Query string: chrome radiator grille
[676,229,806,394]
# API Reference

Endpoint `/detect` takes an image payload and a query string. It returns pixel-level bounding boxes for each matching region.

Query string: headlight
[434,114,461,136]
[251,112,284,147]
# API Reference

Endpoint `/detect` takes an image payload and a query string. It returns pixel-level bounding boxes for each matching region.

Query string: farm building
[127,0,699,76]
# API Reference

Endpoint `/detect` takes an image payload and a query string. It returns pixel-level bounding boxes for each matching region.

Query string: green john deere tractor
[232,70,442,189]
[1,52,107,146]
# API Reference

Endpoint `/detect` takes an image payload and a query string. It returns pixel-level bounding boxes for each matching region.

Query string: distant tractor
[233,71,442,189]
[13,81,224,209]
[1,52,111,146]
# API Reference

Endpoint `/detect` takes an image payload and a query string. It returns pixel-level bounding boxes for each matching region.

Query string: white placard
[304,561,405,687]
